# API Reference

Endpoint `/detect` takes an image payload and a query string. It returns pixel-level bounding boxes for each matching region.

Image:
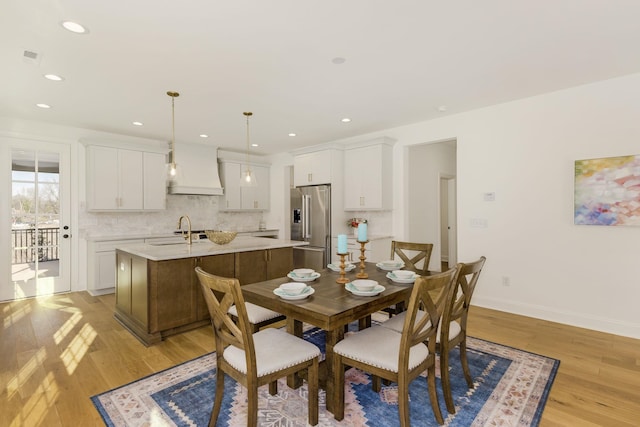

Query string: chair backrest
[195,267,256,367]
[441,256,486,336]
[390,240,434,275]
[399,267,458,364]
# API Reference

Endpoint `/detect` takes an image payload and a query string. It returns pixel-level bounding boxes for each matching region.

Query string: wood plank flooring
[1,291,639,426]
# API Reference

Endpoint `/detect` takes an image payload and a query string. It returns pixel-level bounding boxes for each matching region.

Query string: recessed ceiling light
[132,121,143,126]
[251,143,259,147]
[341,117,351,123]
[437,105,448,112]
[288,133,297,137]
[61,21,88,34]
[199,134,208,138]
[36,103,51,109]
[332,57,346,65]
[44,74,64,81]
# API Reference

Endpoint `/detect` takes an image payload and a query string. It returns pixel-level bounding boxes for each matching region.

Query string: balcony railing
[11,227,60,264]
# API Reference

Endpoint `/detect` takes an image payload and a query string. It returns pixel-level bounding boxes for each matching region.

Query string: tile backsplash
[80,194,264,238]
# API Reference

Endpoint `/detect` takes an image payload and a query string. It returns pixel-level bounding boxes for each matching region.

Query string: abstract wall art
[574,155,640,226]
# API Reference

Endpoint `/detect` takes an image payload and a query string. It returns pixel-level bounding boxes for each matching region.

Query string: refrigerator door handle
[303,194,311,238]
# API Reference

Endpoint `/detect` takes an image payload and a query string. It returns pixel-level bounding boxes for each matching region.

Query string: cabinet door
[344,145,390,210]
[130,255,148,327]
[87,146,119,210]
[143,152,167,210]
[118,149,144,209]
[197,254,235,321]
[96,251,116,290]
[294,151,331,186]
[220,162,242,210]
[266,247,293,280]
[149,258,198,332]
[235,250,268,285]
[241,164,270,210]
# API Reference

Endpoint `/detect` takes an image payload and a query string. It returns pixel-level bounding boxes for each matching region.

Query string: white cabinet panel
[86,145,166,211]
[87,238,144,295]
[220,161,270,211]
[293,150,333,186]
[344,143,393,210]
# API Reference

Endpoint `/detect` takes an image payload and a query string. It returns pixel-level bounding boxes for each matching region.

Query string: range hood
[167,143,224,195]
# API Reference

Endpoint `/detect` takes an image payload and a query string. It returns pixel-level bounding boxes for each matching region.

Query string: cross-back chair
[331,268,459,426]
[391,240,434,275]
[438,256,486,413]
[380,256,486,414]
[195,267,320,426]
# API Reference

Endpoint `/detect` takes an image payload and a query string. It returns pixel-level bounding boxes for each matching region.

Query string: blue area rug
[91,327,559,426]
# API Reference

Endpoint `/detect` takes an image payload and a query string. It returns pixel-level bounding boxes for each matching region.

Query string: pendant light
[240,111,257,187]
[167,91,180,179]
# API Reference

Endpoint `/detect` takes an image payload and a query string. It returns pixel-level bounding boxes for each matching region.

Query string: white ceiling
[2,0,640,155]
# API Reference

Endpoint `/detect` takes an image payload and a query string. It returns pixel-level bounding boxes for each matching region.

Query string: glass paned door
[3,142,71,300]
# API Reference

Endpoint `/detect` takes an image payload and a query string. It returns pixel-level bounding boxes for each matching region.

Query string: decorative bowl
[351,279,378,292]
[205,230,238,245]
[279,282,307,296]
[292,268,315,278]
[393,270,414,279]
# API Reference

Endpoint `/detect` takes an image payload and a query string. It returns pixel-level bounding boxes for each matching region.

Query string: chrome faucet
[178,215,192,245]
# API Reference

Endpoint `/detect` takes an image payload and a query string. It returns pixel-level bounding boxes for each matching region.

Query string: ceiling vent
[23,49,42,65]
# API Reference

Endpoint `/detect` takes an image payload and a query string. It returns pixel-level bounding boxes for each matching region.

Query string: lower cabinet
[234,247,293,285]
[115,249,293,346]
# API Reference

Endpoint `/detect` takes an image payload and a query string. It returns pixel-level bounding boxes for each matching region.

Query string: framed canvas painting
[574,154,640,226]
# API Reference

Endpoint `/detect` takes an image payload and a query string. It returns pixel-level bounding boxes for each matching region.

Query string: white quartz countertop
[85,229,279,242]
[115,236,308,261]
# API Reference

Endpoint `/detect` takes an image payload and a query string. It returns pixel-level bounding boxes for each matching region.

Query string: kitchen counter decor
[205,230,237,245]
[347,217,367,237]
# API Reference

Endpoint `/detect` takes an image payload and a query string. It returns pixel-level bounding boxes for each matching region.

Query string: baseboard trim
[473,295,640,340]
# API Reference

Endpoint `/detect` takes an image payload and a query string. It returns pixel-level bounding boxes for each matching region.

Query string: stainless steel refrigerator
[290,185,331,271]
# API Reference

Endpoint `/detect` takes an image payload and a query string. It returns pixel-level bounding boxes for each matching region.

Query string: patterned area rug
[92,329,559,427]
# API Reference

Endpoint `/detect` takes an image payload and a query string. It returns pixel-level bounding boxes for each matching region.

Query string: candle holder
[336,253,350,284]
[356,240,369,279]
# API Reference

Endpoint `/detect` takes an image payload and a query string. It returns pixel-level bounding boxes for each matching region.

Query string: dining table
[241,261,422,414]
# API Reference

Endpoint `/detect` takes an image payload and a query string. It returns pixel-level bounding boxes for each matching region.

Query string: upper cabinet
[85,143,167,212]
[293,149,341,186]
[344,138,395,210]
[219,160,270,211]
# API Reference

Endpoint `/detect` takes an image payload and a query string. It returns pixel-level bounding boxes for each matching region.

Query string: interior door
[1,140,71,301]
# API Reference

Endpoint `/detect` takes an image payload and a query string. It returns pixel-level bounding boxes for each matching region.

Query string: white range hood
[168,143,224,196]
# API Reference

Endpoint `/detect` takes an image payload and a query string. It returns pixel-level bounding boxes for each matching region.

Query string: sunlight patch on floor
[15,371,60,427]
[60,322,97,375]
[53,311,82,345]
[7,348,47,396]
[2,303,32,329]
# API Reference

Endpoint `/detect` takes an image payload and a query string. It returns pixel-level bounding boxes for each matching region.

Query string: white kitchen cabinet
[344,141,393,210]
[293,149,341,186]
[87,238,144,296]
[86,145,166,211]
[219,160,270,211]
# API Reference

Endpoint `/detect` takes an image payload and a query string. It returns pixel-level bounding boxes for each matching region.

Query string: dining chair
[382,240,435,317]
[227,303,285,333]
[391,240,434,275]
[331,268,458,426]
[195,267,321,427]
[380,256,486,414]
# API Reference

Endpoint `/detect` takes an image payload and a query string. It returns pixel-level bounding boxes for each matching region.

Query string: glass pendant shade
[167,91,180,181]
[240,111,257,187]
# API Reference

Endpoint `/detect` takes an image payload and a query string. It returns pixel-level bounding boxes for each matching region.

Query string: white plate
[345,282,385,296]
[287,271,321,282]
[376,262,405,271]
[273,286,315,300]
[327,263,356,272]
[386,271,417,284]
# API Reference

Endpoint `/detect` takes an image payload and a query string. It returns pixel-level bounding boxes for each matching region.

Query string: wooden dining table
[241,261,418,414]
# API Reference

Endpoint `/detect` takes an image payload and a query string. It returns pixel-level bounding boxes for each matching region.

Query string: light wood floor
[1,292,639,426]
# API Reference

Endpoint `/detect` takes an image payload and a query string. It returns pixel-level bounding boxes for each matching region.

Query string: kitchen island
[114,236,307,345]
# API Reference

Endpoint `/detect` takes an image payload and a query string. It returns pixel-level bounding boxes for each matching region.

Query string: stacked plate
[345,279,385,296]
[327,262,356,272]
[386,270,418,284]
[273,283,315,300]
[287,268,321,282]
[376,260,405,271]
